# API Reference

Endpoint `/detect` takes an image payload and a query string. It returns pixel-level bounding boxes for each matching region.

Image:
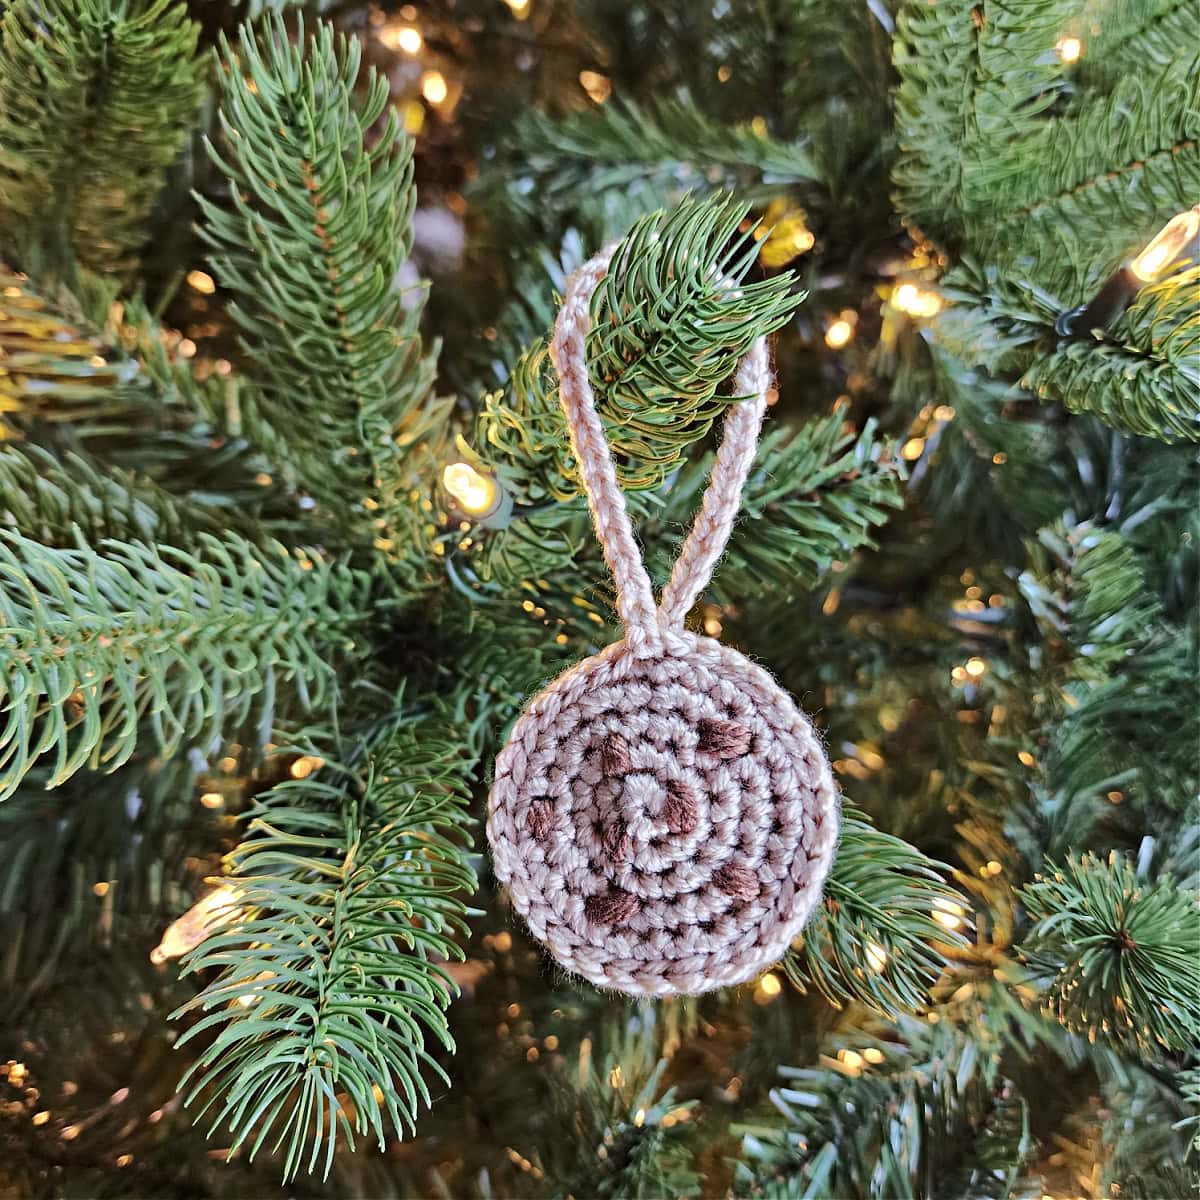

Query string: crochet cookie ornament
[488,247,840,997]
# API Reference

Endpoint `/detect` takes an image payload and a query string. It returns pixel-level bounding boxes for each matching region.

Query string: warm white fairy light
[380,24,422,53]
[442,461,499,517]
[865,941,889,973]
[290,754,324,779]
[824,317,854,348]
[1059,202,1200,336]
[758,971,782,996]
[1055,35,1082,63]
[892,281,943,317]
[186,269,215,295]
[579,70,612,104]
[1129,203,1200,282]
[421,70,448,104]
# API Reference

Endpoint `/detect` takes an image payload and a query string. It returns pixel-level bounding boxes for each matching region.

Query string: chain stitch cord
[549,247,771,641]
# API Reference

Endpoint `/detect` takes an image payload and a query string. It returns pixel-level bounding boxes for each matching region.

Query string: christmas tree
[0,0,1196,1196]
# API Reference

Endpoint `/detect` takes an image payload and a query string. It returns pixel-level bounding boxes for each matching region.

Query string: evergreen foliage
[175,717,476,1180]
[648,413,903,601]
[475,196,803,502]
[533,1029,702,1199]
[0,0,1195,1192]
[1019,853,1200,1052]
[734,1017,1033,1199]
[0,530,365,800]
[199,17,441,571]
[785,812,968,1015]
[0,0,204,282]
[489,99,817,230]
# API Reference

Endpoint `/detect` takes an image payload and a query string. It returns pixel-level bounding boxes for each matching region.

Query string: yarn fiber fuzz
[489,630,840,997]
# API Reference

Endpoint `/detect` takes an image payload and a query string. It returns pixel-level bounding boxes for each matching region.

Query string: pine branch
[983,52,1200,284]
[733,1016,1030,1200]
[648,412,903,603]
[1018,522,1162,671]
[0,265,144,427]
[910,361,1068,555]
[199,16,440,572]
[474,194,803,502]
[0,268,305,531]
[462,407,899,645]
[0,754,203,1000]
[784,810,966,1014]
[964,0,1069,186]
[1018,853,1200,1053]
[1077,0,1196,90]
[1024,266,1200,444]
[0,0,204,282]
[529,1025,700,1200]
[893,0,1199,292]
[892,0,985,249]
[0,529,367,800]
[173,716,477,1181]
[478,98,817,234]
[0,444,234,548]
[1087,1052,1199,1199]
[1011,521,1198,847]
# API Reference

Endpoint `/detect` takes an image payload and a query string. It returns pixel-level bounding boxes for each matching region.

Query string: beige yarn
[487,246,840,996]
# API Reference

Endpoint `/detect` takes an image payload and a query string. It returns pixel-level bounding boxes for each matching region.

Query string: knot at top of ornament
[488,632,839,996]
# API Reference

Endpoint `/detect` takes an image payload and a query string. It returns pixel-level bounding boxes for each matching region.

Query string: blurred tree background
[0,0,1196,1197]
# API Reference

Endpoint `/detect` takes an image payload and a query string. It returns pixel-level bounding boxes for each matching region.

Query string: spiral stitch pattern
[487,247,840,996]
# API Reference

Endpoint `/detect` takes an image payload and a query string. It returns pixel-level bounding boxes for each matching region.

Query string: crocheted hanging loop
[546,243,773,648]
[488,246,840,997]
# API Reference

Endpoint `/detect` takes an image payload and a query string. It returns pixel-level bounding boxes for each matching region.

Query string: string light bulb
[290,754,324,779]
[1129,204,1200,282]
[892,281,943,318]
[186,269,215,295]
[1055,35,1082,63]
[151,885,239,963]
[824,316,854,348]
[421,70,448,104]
[380,25,422,53]
[1057,203,1200,336]
[931,896,968,933]
[579,70,612,104]
[443,461,499,517]
[758,971,782,996]
[865,941,889,973]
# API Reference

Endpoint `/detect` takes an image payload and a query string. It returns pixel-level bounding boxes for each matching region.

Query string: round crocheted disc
[488,632,839,996]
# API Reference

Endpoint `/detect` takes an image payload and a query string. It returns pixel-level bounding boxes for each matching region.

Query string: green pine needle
[1023,266,1200,444]
[733,1016,1031,1199]
[0,530,367,800]
[1019,853,1200,1052]
[200,16,439,567]
[173,718,477,1181]
[486,97,817,229]
[649,412,903,602]
[0,0,204,281]
[784,810,966,1014]
[476,193,804,502]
